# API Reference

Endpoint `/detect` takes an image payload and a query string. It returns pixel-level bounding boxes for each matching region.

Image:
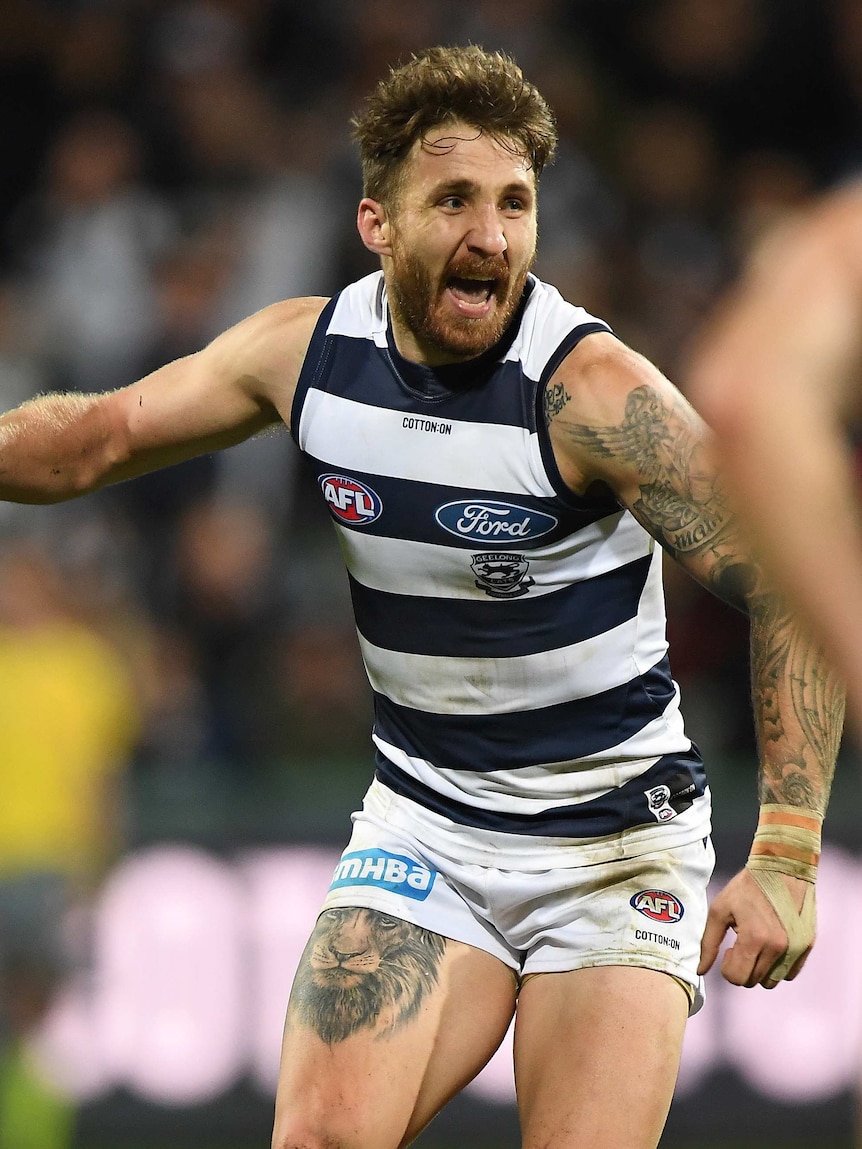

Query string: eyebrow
[428,178,535,201]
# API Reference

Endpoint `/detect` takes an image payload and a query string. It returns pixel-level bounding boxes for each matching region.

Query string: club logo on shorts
[435,499,558,543]
[320,474,382,525]
[630,889,685,923]
[471,552,535,598]
[645,784,677,822]
[329,849,436,901]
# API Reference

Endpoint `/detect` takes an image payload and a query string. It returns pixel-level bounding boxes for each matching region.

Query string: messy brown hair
[351,45,557,205]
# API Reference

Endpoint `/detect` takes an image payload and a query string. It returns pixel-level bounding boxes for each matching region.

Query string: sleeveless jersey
[291,272,710,865]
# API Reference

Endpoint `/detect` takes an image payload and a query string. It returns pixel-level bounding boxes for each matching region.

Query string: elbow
[43,433,132,503]
[75,442,132,496]
[71,399,134,496]
[0,390,132,504]
[713,559,755,617]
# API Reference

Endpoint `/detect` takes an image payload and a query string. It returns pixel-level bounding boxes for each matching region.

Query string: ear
[357,197,393,257]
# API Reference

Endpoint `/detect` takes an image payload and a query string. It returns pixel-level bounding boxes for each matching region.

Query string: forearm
[698,594,840,988]
[0,392,125,503]
[747,586,845,818]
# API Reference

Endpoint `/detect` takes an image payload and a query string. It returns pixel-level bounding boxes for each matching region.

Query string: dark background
[1,1,862,1146]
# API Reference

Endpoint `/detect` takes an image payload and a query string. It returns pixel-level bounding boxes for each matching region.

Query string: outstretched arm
[545,332,845,988]
[688,186,862,728]
[0,296,326,503]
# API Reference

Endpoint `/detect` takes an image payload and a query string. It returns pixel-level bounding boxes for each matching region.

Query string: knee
[272,1092,405,1149]
[271,1120,352,1149]
[272,1141,340,1149]
[271,1135,336,1149]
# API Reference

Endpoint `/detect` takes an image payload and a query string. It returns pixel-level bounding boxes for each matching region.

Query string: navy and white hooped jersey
[291,271,710,865]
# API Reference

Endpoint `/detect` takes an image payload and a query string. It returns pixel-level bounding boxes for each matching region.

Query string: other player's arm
[0,296,327,503]
[688,186,862,728]
[544,332,845,988]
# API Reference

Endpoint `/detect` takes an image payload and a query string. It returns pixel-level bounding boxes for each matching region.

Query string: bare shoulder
[544,331,707,496]
[252,295,331,343]
[544,330,688,434]
[554,331,656,400]
[199,295,329,424]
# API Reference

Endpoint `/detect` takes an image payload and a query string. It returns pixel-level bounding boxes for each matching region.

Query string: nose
[465,205,507,256]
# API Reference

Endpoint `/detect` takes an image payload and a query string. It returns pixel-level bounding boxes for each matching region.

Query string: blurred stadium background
[1,1,862,1146]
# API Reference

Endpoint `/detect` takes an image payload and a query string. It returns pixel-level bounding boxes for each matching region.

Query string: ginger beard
[386,241,535,361]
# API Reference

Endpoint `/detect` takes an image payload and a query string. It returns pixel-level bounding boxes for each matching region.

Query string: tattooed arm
[545,332,845,987]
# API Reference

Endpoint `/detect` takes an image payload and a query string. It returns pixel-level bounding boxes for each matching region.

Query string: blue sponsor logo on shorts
[329,850,436,901]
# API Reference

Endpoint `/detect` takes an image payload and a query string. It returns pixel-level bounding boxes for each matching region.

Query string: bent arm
[0,296,327,503]
[688,187,862,724]
[546,335,843,987]
[546,333,844,819]
[547,334,845,983]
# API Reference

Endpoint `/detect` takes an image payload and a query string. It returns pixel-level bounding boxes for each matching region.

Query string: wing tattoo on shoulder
[553,383,732,560]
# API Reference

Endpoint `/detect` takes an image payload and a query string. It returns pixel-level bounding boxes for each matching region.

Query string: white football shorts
[320,780,715,1014]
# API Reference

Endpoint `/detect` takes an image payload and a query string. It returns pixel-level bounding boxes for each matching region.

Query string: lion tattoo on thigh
[290,908,447,1044]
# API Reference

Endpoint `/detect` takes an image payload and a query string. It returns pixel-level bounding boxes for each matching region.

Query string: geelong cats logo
[471,553,535,598]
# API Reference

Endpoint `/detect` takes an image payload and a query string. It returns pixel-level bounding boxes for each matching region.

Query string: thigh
[272,907,517,1149]
[516,837,715,1011]
[514,966,689,1149]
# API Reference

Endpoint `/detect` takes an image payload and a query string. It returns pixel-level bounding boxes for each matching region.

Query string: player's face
[381,122,538,364]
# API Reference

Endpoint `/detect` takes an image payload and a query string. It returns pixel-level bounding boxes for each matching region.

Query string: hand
[698,868,814,989]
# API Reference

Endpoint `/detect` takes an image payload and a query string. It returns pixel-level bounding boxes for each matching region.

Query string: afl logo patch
[320,474,382,525]
[630,889,685,923]
[435,500,558,544]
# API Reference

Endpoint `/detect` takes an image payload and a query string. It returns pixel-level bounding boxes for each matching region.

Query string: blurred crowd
[3,0,862,1139]
[2,0,862,855]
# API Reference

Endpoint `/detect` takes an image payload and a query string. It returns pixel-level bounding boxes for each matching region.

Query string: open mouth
[445,276,498,315]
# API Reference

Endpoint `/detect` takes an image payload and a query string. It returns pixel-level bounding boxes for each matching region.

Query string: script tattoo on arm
[550,380,844,816]
[288,908,447,1044]
[553,383,737,572]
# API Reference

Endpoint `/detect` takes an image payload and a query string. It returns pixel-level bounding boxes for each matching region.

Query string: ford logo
[434,500,558,542]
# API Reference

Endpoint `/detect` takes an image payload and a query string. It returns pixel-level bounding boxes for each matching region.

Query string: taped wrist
[746,804,822,883]
[746,870,816,982]
[745,805,821,981]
